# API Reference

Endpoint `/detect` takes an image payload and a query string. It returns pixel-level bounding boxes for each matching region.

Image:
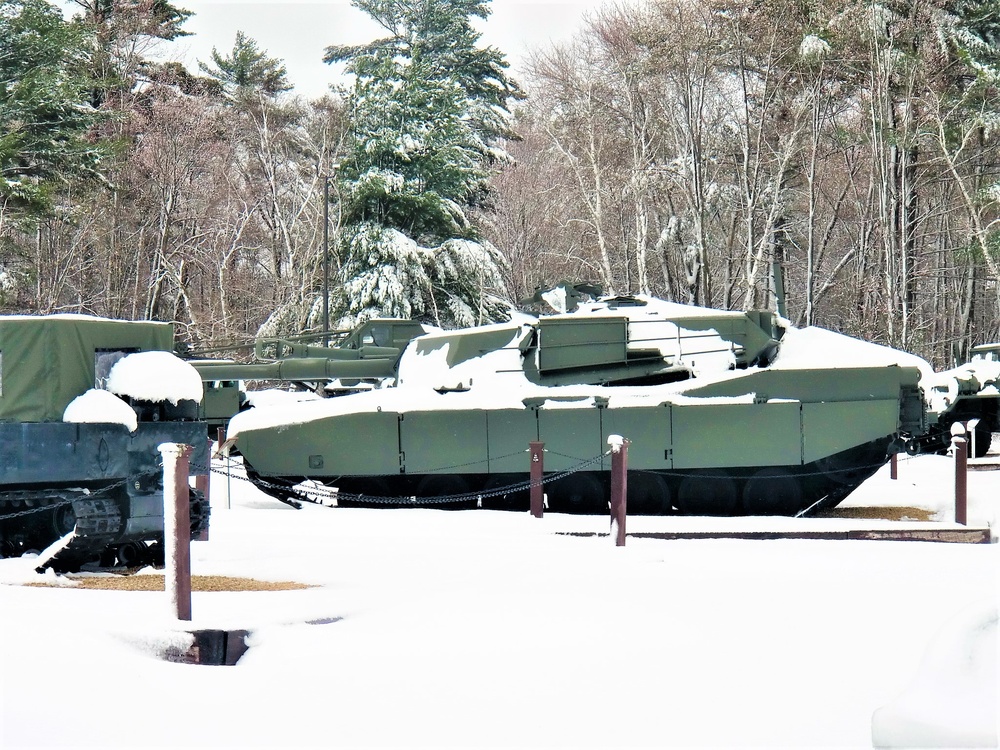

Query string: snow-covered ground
[1,447,997,749]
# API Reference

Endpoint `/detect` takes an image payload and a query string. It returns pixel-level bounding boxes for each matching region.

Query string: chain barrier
[0,472,157,522]
[210,450,612,508]
[209,446,926,512]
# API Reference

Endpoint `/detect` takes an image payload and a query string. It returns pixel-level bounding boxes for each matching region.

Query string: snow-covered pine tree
[324,0,524,328]
[0,0,104,220]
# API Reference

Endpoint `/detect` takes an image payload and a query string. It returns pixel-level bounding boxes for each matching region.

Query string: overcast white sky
[159,0,612,98]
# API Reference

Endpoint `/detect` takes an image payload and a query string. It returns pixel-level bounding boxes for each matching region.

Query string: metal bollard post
[608,435,629,546]
[194,436,212,541]
[950,423,967,526]
[529,441,544,519]
[159,442,193,621]
[216,425,231,511]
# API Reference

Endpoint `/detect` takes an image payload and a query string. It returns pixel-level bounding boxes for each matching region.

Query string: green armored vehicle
[224,293,999,516]
[0,315,209,569]
[191,318,429,431]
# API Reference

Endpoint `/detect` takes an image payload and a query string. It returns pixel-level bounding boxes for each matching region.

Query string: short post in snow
[890,452,897,480]
[194,436,212,541]
[950,423,967,526]
[159,442,193,621]
[608,435,629,547]
[529,441,544,519]
[216,425,231,510]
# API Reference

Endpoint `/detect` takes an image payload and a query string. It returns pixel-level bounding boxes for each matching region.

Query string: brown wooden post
[951,424,967,526]
[608,435,629,546]
[890,452,897,480]
[529,441,544,519]
[160,443,193,621]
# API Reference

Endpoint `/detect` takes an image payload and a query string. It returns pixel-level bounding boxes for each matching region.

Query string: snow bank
[872,599,998,748]
[107,351,203,404]
[63,389,138,432]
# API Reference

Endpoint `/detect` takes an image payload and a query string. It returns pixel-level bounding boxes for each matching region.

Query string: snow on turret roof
[62,389,138,432]
[107,351,204,405]
[771,326,933,375]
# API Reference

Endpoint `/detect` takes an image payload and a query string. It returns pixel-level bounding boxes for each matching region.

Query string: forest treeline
[2,0,999,366]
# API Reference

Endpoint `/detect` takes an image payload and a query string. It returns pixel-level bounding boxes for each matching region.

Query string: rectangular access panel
[602,404,672,471]
[537,404,604,471]
[801,399,899,463]
[486,408,538,473]
[399,410,489,475]
[537,317,628,372]
[670,401,802,469]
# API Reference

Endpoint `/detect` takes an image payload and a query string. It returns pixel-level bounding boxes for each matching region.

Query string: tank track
[1,484,210,572]
[0,488,121,566]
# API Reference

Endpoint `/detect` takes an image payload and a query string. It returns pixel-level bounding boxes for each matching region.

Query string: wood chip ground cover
[26,575,311,592]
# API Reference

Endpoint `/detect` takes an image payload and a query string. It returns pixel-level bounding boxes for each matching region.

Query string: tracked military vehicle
[224,291,999,516]
[0,315,209,569]
[190,318,429,431]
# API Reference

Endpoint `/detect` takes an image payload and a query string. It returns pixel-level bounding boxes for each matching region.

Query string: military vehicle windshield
[970,344,1000,363]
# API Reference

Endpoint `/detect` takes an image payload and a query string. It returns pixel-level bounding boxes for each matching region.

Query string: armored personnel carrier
[223,291,999,516]
[0,315,209,569]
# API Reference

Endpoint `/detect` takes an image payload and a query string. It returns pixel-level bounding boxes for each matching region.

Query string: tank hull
[236,364,920,516]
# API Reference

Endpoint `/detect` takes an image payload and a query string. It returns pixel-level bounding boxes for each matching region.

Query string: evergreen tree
[324,0,524,327]
[68,0,192,106]
[199,31,292,102]
[0,0,104,219]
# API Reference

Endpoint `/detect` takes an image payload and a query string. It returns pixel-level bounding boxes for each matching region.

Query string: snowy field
[1,447,997,749]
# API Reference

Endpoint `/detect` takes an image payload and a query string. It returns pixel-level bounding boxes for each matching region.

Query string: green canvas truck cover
[0,315,174,422]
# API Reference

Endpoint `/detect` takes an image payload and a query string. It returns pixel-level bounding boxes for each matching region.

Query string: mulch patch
[27,575,311,592]
[815,506,936,522]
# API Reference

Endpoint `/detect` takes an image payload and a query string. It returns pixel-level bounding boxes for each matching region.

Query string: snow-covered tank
[0,315,209,569]
[224,290,999,516]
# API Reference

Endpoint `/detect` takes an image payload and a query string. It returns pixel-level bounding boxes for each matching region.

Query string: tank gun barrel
[192,351,399,382]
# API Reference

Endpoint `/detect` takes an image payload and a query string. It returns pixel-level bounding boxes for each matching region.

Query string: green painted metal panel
[603,405,672,469]
[400,410,489,475]
[243,411,400,477]
[538,318,628,372]
[671,402,802,469]
[802,399,898,463]
[537,405,604,471]
[486,409,538,473]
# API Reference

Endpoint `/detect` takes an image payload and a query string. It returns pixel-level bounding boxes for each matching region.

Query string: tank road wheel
[51,501,77,538]
[415,475,476,510]
[480,475,528,512]
[626,472,672,515]
[676,470,739,516]
[116,542,149,569]
[742,469,804,516]
[548,472,605,514]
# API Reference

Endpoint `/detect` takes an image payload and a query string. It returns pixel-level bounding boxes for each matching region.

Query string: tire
[547,472,605,514]
[676,470,739,516]
[742,469,804,516]
[626,472,671,515]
